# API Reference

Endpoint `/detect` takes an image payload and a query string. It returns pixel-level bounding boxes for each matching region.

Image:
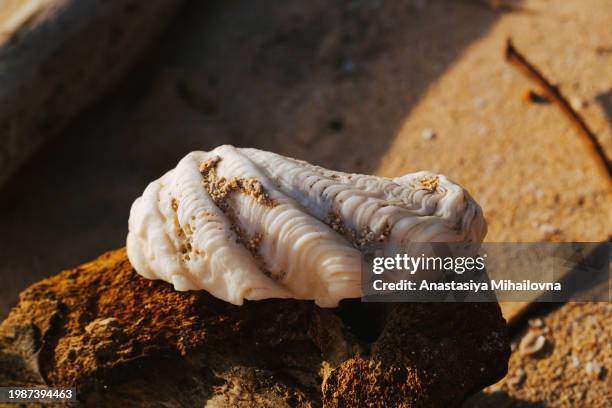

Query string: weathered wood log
[0,249,510,407]
[0,0,184,186]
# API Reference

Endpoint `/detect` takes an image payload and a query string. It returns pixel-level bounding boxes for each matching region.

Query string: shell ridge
[127,146,487,307]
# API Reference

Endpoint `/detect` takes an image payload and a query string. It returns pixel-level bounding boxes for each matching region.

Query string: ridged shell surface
[127,145,487,307]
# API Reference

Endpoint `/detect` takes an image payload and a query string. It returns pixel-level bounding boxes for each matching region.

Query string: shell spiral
[127,145,487,307]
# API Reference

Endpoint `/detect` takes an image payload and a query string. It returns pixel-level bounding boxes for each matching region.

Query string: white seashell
[518,332,547,356]
[528,318,544,328]
[126,145,487,307]
[585,361,602,380]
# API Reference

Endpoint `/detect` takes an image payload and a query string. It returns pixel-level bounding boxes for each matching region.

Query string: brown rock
[0,249,509,407]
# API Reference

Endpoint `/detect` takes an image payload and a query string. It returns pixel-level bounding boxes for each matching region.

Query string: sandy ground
[465,302,611,407]
[0,0,610,404]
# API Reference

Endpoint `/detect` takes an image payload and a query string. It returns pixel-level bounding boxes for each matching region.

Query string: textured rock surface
[0,249,509,407]
[0,0,184,186]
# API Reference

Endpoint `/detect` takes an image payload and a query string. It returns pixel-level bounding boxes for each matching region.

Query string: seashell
[518,331,547,356]
[127,145,486,307]
[528,318,544,328]
[585,361,602,380]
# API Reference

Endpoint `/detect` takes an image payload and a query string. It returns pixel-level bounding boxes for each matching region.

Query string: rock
[506,368,526,387]
[421,128,436,140]
[0,249,509,407]
[0,0,184,186]
[570,97,587,110]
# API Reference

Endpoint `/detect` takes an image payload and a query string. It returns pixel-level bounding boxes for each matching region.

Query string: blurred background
[0,0,610,404]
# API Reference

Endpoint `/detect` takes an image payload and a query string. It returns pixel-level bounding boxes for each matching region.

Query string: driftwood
[505,39,612,187]
[0,249,510,407]
[0,0,184,186]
